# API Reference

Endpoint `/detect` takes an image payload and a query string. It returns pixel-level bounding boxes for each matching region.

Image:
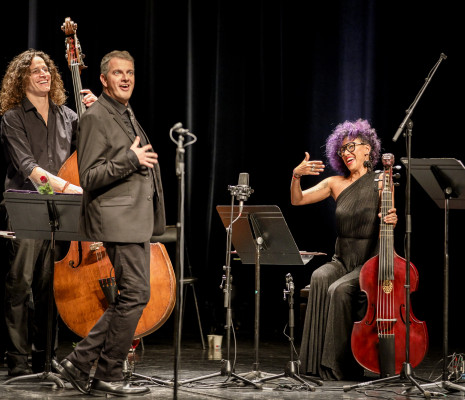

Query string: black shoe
[7,353,33,377]
[55,359,90,394]
[8,365,34,377]
[90,378,150,396]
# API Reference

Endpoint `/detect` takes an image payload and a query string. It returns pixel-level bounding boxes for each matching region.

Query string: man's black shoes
[6,353,33,377]
[55,359,90,394]
[90,378,150,396]
[8,364,33,377]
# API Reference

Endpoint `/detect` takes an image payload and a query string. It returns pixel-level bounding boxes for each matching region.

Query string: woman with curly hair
[291,119,398,380]
[0,49,96,376]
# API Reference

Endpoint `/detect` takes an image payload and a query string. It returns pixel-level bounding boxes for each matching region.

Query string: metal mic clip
[171,122,189,135]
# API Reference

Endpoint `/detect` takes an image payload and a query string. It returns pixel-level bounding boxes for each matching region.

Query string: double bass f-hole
[68,241,104,268]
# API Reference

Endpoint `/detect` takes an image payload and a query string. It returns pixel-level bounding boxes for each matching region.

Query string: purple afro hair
[325,118,381,175]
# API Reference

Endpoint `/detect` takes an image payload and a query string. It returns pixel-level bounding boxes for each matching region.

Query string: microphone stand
[392,54,446,396]
[344,53,447,397]
[256,273,320,389]
[169,123,197,398]
[179,176,260,389]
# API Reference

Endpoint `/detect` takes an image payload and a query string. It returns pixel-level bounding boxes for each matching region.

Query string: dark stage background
[1,0,463,356]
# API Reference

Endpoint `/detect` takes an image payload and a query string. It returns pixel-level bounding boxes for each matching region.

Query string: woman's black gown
[299,171,380,380]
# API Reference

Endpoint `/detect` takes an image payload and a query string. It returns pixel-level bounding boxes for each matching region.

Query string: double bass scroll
[61,17,87,118]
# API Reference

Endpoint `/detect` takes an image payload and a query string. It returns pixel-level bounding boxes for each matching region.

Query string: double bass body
[54,241,176,339]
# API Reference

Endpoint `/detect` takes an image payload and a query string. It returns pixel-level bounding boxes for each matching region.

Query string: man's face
[26,56,51,98]
[100,57,135,106]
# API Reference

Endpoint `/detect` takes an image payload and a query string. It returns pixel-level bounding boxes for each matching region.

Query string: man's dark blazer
[76,94,165,243]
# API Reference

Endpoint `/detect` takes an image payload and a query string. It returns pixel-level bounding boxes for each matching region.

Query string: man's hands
[130,136,158,168]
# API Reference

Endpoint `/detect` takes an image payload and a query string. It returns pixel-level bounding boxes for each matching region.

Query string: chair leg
[182,281,206,350]
[190,283,206,350]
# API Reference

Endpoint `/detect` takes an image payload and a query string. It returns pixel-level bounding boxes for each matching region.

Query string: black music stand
[400,158,465,395]
[216,205,322,388]
[2,190,86,387]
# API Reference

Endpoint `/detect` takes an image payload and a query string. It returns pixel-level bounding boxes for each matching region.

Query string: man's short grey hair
[100,50,135,76]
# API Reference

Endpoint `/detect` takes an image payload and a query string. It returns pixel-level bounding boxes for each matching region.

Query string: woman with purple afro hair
[290,119,397,380]
[325,118,381,176]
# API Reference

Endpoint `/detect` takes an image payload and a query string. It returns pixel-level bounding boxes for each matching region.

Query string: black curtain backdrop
[1,0,463,353]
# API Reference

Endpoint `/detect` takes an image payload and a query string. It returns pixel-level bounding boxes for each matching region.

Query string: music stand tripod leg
[178,206,261,389]
[256,273,319,391]
[3,201,65,387]
[343,363,433,397]
[178,272,261,388]
[122,353,174,387]
[403,185,465,396]
[177,284,261,388]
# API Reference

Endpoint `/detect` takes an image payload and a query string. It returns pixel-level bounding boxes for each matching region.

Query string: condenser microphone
[227,173,253,214]
[236,173,250,201]
[235,173,253,213]
[286,273,294,294]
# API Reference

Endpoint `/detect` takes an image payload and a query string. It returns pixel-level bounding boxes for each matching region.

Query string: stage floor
[0,334,463,399]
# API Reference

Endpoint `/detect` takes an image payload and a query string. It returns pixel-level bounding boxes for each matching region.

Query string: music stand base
[122,352,173,387]
[402,380,465,396]
[179,359,262,389]
[130,372,174,386]
[343,362,431,397]
[442,380,465,393]
[254,361,321,390]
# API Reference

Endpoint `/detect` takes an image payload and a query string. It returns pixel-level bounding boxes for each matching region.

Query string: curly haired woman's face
[26,56,51,98]
[340,136,370,173]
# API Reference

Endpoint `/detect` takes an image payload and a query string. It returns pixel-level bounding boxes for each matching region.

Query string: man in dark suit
[56,50,165,396]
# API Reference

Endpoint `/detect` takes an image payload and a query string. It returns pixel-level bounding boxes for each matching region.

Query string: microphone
[236,173,253,213]
[286,273,294,294]
[228,172,253,213]
[171,122,189,134]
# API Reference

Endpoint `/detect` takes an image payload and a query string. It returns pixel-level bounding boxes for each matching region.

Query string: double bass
[351,153,428,377]
[53,18,176,340]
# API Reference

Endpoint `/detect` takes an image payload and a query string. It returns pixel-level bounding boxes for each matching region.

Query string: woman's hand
[380,208,398,227]
[293,152,325,177]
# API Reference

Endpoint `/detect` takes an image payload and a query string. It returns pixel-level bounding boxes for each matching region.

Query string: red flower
[40,176,48,183]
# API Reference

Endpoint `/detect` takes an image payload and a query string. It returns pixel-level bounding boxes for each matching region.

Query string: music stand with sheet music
[2,190,86,387]
[216,205,324,387]
[399,158,465,395]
